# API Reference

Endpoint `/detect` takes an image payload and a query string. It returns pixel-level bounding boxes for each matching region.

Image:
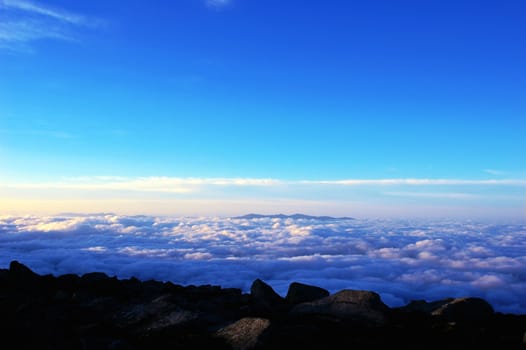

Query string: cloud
[384,192,478,199]
[484,169,506,176]
[0,214,525,314]
[3,176,524,220]
[306,178,526,186]
[0,0,98,51]
[4,176,526,193]
[206,0,232,9]
[2,0,86,25]
[4,176,282,193]
[0,128,74,139]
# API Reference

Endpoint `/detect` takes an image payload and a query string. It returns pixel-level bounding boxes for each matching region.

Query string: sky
[1,0,526,219]
[1,214,525,314]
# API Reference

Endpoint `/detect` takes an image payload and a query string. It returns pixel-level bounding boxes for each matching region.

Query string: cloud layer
[0,214,525,314]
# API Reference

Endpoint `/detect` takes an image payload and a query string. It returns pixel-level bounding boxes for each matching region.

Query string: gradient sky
[1,0,525,219]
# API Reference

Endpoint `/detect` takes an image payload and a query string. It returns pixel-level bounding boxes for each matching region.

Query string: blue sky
[1,0,525,219]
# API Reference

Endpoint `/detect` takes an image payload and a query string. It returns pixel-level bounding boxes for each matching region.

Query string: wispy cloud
[2,0,86,25]
[0,128,74,139]
[206,0,232,9]
[484,169,506,176]
[4,176,281,193]
[384,191,478,199]
[304,178,526,186]
[0,0,98,51]
[4,176,526,193]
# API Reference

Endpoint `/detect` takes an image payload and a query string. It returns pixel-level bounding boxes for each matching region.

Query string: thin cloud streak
[206,0,232,9]
[5,177,282,193]
[0,0,100,51]
[2,0,85,25]
[384,191,479,199]
[4,176,526,193]
[306,178,526,186]
[0,19,72,43]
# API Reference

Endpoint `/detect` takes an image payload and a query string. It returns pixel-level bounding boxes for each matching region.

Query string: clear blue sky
[1,0,525,219]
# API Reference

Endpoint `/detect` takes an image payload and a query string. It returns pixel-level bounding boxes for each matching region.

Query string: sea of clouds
[0,214,525,314]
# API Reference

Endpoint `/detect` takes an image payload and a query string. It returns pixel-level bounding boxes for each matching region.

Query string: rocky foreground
[1,261,525,349]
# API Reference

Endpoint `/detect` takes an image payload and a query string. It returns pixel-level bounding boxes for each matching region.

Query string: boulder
[285,282,329,304]
[401,298,454,314]
[215,317,270,350]
[250,279,284,306]
[9,260,39,279]
[291,289,389,326]
[8,260,41,290]
[431,297,495,322]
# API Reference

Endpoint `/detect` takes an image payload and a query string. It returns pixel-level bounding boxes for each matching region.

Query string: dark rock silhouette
[0,260,525,349]
[291,289,389,326]
[285,282,329,304]
[250,278,284,306]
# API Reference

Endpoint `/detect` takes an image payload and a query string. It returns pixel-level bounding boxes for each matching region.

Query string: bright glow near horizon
[1,0,525,220]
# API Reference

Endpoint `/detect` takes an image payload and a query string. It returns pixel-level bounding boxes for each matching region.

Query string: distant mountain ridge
[234,213,355,221]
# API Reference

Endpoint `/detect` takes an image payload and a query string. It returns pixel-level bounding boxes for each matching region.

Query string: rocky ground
[0,260,525,349]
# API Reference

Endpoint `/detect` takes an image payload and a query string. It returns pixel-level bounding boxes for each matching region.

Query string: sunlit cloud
[384,192,478,199]
[4,176,282,193]
[306,178,526,186]
[2,176,524,220]
[4,176,525,193]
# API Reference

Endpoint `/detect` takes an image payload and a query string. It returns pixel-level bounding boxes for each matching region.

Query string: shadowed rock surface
[291,289,389,326]
[285,282,330,304]
[0,261,525,349]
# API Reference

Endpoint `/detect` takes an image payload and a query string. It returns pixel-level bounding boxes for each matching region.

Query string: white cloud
[0,214,525,314]
[484,169,506,176]
[2,0,85,25]
[384,191,478,199]
[5,176,282,193]
[0,0,98,51]
[4,176,526,193]
[206,0,232,9]
[307,178,526,186]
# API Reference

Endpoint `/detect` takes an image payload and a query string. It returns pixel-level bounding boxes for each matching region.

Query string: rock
[81,271,111,283]
[285,282,329,304]
[9,260,39,279]
[215,317,271,350]
[250,279,284,306]
[291,289,389,326]
[400,298,454,314]
[0,268,8,286]
[8,260,41,291]
[1,260,525,349]
[431,297,495,322]
[144,309,200,331]
[116,294,177,327]
[400,297,495,323]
